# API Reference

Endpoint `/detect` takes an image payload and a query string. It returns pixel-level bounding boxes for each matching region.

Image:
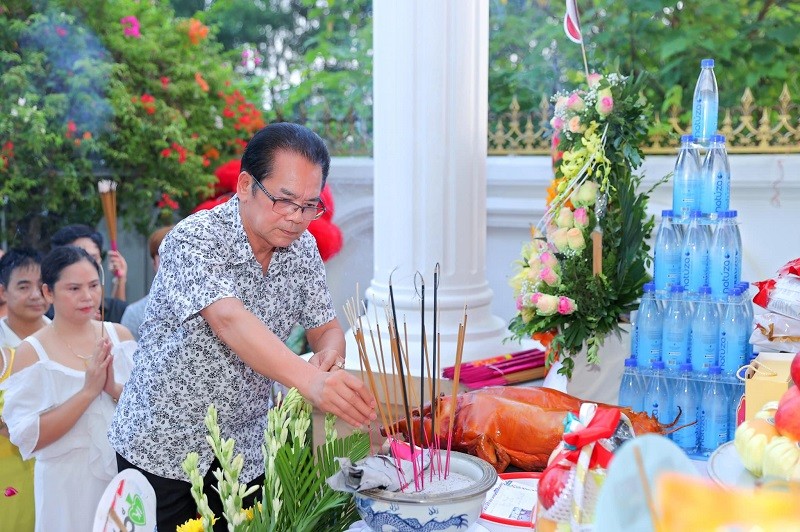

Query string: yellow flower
[176,519,204,532]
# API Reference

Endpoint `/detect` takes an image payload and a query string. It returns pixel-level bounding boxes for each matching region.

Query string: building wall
[122,154,800,329]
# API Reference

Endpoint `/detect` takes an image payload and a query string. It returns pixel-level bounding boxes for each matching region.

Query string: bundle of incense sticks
[343,269,467,491]
[442,347,546,388]
[97,180,118,251]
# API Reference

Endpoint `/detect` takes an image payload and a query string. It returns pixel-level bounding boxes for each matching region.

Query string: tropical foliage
[0,0,264,247]
[181,388,370,532]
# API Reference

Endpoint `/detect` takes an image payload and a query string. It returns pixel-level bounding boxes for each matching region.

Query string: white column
[348,0,508,375]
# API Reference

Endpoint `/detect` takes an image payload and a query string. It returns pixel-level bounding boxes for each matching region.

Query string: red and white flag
[564,0,582,44]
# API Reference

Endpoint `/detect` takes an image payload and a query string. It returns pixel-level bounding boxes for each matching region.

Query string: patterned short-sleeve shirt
[108,196,335,482]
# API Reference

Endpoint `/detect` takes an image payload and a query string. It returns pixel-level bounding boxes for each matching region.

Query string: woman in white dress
[0,245,135,531]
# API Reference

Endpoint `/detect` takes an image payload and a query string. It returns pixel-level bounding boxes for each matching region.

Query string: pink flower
[530,292,542,305]
[557,296,577,315]
[55,26,68,37]
[535,294,559,316]
[573,207,589,229]
[550,116,564,131]
[526,259,542,281]
[568,115,584,133]
[566,93,585,111]
[539,267,560,287]
[556,208,574,229]
[587,73,603,88]
[554,96,568,112]
[516,296,525,311]
[566,228,586,251]
[539,251,558,268]
[596,88,614,116]
[550,228,570,252]
[120,16,141,38]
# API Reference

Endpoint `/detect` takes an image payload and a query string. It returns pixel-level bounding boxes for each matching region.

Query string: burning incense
[97,180,118,251]
[97,180,123,291]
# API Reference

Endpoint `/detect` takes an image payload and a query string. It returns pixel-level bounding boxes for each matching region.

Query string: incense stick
[387,273,419,489]
[445,305,467,476]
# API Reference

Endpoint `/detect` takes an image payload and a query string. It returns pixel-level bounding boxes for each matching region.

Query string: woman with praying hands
[0,246,135,531]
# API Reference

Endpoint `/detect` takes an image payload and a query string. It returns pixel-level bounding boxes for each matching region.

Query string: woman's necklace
[50,322,98,361]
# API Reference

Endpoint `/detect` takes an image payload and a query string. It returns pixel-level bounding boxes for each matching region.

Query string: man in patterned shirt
[109,123,376,531]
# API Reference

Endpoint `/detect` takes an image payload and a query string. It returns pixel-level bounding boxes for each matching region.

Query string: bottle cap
[717,211,731,219]
[729,209,737,217]
[624,357,638,368]
[680,134,694,143]
[698,285,712,295]
[689,209,702,218]
[701,58,715,68]
[711,134,726,143]
[669,284,684,293]
[727,285,744,297]
[661,209,674,218]
[679,363,693,372]
[651,360,666,370]
[643,282,655,292]
[708,365,722,374]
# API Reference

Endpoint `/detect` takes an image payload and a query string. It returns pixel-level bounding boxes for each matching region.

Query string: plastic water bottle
[644,361,672,425]
[636,283,663,367]
[671,363,699,454]
[690,285,719,372]
[653,211,683,292]
[738,281,754,359]
[618,358,644,412]
[709,211,738,299]
[719,286,749,375]
[671,136,702,220]
[700,135,730,216]
[680,210,710,293]
[729,211,743,285]
[692,58,719,146]
[700,365,730,455]
[662,285,691,372]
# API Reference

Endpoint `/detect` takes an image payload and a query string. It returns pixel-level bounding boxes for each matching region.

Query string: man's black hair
[0,248,43,287]
[50,224,104,251]
[241,123,330,193]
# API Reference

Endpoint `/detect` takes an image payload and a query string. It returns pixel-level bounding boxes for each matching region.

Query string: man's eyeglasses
[252,177,326,221]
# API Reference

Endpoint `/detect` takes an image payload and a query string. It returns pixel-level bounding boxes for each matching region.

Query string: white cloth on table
[0,322,134,532]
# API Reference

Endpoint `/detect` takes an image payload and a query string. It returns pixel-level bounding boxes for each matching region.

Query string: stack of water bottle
[619,58,752,458]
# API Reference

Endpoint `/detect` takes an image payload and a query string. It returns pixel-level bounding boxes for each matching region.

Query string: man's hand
[308,348,345,372]
[305,370,376,428]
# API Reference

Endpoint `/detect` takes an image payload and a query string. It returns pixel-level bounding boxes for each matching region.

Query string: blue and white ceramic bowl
[354,451,497,532]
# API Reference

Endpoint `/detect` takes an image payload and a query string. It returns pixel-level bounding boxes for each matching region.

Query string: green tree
[1,0,264,248]
[183,0,372,154]
[489,0,800,119]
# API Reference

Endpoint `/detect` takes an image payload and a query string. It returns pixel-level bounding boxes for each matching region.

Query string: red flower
[140,94,155,104]
[157,193,179,210]
[222,107,235,118]
[160,77,170,89]
[202,157,210,167]
[65,120,77,139]
[55,26,67,37]
[160,148,172,158]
